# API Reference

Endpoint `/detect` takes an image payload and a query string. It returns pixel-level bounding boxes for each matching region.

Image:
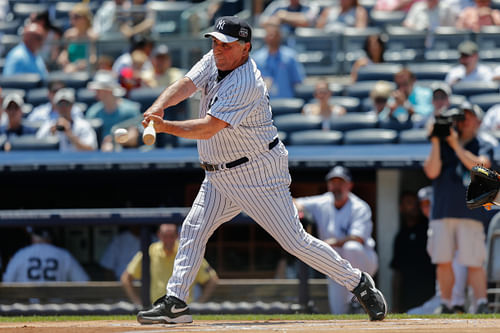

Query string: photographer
[36,88,97,152]
[423,101,496,313]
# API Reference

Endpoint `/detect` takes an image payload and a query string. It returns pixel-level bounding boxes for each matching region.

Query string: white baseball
[114,128,129,144]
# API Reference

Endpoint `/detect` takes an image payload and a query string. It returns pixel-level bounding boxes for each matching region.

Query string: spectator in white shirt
[445,41,493,86]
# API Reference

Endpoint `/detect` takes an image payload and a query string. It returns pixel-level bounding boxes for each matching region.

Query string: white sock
[476,298,488,306]
[442,298,452,308]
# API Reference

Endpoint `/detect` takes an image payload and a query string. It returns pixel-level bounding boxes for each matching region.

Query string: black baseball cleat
[351,272,387,321]
[137,295,193,324]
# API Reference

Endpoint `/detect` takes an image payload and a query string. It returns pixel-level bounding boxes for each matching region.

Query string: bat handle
[143,120,156,146]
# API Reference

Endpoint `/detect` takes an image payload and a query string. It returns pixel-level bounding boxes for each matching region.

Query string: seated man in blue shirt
[3,23,48,81]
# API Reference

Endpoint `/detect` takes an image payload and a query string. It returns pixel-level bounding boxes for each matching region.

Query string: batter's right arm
[143,77,197,122]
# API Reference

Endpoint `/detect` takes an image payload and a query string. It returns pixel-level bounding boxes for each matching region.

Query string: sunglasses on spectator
[57,101,72,108]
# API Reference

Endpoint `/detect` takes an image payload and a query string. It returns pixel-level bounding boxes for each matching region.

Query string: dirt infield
[1,318,500,333]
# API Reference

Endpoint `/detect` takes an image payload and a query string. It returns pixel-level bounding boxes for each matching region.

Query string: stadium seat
[340,27,382,74]
[26,87,50,107]
[451,81,500,98]
[0,73,43,90]
[270,98,304,116]
[343,128,398,145]
[48,71,91,90]
[288,130,343,146]
[294,27,341,73]
[378,117,412,131]
[294,83,316,102]
[8,135,59,151]
[369,10,406,29]
[428,27,471,51]
[477,26,500,50]
[329,112,378,131]
[449,94,467,109]
[0,20,22,35]
[11,3,49,22]
[424,49,460,63]
[398,128,429,144]
[176,137,197,148]
[307,96,361,113]
[344,81,396,100]
[150,1,193,35]
[128,87,165,113]
[407,63,452,81]
[273,114,322,134]
[356,63,402,82]
[385,26,426,60]
[76,88,97,107]
[0,34,21,57]
[469,94,500,113]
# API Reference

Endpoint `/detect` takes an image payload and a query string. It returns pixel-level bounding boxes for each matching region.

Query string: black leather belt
[201,137,279,172]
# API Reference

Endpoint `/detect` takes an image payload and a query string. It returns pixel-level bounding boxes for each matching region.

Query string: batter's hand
[142,114,164,131]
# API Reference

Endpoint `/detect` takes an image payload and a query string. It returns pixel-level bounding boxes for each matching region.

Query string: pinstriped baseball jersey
[185,50,278,164]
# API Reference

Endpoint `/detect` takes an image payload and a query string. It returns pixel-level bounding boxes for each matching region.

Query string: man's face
[5,102,23,128]
[55,100,73,120]
[153,54,171,73]
[432,90,450,114]
[212,38,249,71]
[400,194,419,220]
[456,110,480,139]
[327,178,352,202]
[459,53,478,68]
[395,73,414,97]
[157,225,178,251]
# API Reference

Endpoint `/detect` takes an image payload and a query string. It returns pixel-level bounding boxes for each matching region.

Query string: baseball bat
[142,120,156,146]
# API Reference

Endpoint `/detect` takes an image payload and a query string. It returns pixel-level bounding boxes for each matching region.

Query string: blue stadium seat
[340,27,382,74]
[451,81,500,98]
[343,128,398,145]
[407,63,452,81]
[0,34,21,57]
[8,135,59,151]
[378,117,412,131]
[76,88,97,107]
[176,137,197,148]
[369,10,406,29]
[356,63,402,82]
[329,96,361,113]
[428,27,471,51]
[294,27,341,73]
[150,1,193,35]
[329,112,378,131]
[288,130,343,146]
[128,87,167,113]
[11,3,49,22]
[477,26,500,50]
[0,73,43,90]
[344,81,396,100]
[424,49,460,63]
[273,114,322,134]
[469,94,500,112]
[270,98,304,116]
[26,87,50,107]
[0,20,22,35]
[449,94,467,109]
[385,26,426,60]
[48,71,90,90]
[398,128,428,144]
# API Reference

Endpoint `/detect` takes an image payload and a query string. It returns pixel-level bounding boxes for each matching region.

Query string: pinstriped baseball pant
[166,142,362,302]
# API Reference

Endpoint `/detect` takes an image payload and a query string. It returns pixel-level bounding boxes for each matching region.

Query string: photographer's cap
[431,82,451,97]
[458,40,478,56]
[460,101,484,120]
[53,88,75,104]
[325,165,352,182]
[204,16,252,43]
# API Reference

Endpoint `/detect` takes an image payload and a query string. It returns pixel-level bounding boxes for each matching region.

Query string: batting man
[138,16,387,324]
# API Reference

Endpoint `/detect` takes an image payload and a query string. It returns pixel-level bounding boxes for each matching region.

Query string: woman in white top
[302,80,346,130]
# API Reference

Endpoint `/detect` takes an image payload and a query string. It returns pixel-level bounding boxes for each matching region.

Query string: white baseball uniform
[2,243,89,282]
[295,192,378,314]
[165,50,362,302]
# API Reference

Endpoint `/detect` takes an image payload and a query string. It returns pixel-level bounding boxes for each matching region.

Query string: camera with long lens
[430,107,465,139]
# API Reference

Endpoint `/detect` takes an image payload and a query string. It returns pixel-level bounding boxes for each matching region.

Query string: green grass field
[0,313,499,322]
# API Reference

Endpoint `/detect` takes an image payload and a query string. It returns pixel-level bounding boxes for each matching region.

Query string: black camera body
[56,124,65,131]
[430,107,465,139]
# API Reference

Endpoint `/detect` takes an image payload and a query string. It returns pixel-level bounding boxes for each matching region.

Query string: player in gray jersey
[137,16,387,324]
